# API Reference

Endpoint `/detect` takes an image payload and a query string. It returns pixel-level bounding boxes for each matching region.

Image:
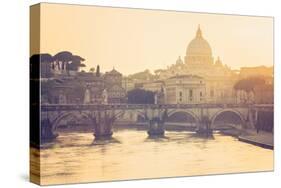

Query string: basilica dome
[186,26,212,57]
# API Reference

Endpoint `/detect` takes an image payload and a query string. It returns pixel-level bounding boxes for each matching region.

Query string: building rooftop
[105,68,122,76]
[168,74,203,80]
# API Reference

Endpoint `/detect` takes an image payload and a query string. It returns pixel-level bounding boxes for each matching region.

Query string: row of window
[178,97,204,102]
[176,80,204,84]
[178,90,196,98]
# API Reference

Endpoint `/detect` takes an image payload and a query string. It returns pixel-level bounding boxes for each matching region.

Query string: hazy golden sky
[39,3,273,75]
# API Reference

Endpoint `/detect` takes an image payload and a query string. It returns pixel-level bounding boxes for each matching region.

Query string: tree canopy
[53,51,73,62]
[234,77,265,93]
[30,51,86,72]
[127,89,155,104]
[128,69,156,81]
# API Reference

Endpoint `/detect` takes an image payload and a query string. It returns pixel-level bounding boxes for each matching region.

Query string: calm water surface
[37,129,273,185]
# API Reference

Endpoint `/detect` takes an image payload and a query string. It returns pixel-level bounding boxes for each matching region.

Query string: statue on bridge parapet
[83,86,91,104]
[101,89,108,104]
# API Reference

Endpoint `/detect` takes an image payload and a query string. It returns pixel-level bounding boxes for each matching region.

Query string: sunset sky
[38,3,273,75]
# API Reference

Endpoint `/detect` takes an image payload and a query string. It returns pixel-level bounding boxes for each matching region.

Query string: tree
[234,77,266,103]
[41,53,54,78]
[96,65,100,77]
[127,89,155,104]
[30,53,54,78]
[128,69,156,81]
[40,53,53,62]
[53,51,73,71]
[89,67,95,73]
[154,69,164,75]
[234,77,265,92]
[71,55,86,72]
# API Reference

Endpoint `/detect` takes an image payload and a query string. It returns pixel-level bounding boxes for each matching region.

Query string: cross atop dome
[196,24,202,38]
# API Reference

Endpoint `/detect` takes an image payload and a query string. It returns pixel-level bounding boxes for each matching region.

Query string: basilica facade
[154,26,238,104]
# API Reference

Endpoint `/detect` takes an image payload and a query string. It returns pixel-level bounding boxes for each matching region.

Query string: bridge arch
[167,109,200,124]
[135,110,147,122]
[51,111,95,132]
[112,109,147,122]
[210,109,246,130]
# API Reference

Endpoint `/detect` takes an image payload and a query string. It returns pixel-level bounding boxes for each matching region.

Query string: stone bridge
[40,103,273,140]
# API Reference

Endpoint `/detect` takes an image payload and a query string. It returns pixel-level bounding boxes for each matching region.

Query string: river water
[34,128,273,185]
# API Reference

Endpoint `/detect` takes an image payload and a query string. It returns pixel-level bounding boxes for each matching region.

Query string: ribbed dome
[186,26,212,57]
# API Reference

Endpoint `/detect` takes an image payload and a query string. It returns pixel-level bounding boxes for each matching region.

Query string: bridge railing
[39,103,264,112]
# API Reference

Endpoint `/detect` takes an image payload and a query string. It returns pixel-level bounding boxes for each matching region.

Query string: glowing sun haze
[38,3,273,75]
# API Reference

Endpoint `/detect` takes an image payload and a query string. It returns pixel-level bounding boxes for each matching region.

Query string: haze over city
[36,3,273,75]
[30,3,274,186]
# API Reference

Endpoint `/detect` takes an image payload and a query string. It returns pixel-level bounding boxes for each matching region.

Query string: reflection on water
[34,129,273,185]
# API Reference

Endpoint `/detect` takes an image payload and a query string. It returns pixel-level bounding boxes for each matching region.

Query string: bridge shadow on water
[190,132,215,140]
[39,127,224,150]
[143,130,215,145]
[144,134,170,142]
[91,136,121,146]
[40,131,123,149]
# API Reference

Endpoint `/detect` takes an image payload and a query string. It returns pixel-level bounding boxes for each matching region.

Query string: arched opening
[166,111,198,128]
[211,110,244,130]
[52,112,94,133]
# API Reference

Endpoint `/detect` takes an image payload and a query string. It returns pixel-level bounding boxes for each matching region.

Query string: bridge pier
[93,110,114,139]
[196,116,212,136]
[147,117,165,136]
[41,119,58,142]
[146,108,167,136]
